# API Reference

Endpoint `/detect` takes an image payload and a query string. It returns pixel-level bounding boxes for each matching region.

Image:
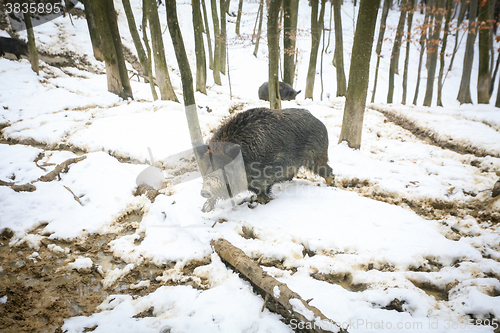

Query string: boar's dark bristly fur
[258,81,301,101]
[0,37,28,60]
[199,107,334,212]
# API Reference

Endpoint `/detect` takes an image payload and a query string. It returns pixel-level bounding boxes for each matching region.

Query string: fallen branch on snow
[212,238,348,333]
[0,156,86,193]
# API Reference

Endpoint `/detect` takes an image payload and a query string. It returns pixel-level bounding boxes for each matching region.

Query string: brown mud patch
[0,222,210,333]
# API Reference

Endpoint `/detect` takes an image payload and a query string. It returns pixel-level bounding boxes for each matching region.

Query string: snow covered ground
[1,1,500,332]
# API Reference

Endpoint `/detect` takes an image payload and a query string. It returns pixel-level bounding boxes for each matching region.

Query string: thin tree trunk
[253,0,264,57]
[489,50,500,96]
[142,0,158,101]
[387,0,407,104]
[412,3,431,105]
[338,0,381,149]
[165,0,204,153]
[210,0,222,84]
[402,0,414,105]
[193,0,207,94]
[235,0,243,35]
[146,0,178,101]
[283,0,299,86]
[436,0,453,106]
[457,0,478,104]
[268,0,283,109]
[423,0,445,107]
[477,0,491,104]
[23,12,39,75]
[447,0,468,74]
[201,0,214,70]
[305,0,326,100]
[333,0,347,97]
[371,0,391,103]
[219,0,228,75]
[122,0,156,99]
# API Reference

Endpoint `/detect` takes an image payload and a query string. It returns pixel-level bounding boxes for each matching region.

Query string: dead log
[0,156,87,192]
[212,238,347,333]
[37,156,86,182]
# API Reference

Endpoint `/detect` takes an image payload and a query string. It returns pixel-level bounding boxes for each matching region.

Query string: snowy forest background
[0,0,500,332]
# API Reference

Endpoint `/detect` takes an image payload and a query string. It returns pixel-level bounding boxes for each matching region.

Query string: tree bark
[387,0,407,104]
[402,0,414,105]
[436,0,453,106]
[412,2,431,105]
[457,0,478,104]
[305,0,326,100]
[333,0,347,97]
[193,0,207,94]
[219,0,229,75]
[210,0,222,85]
[283,0,299,86]
[87,0,133,100]
[141,0,158,101]
[23,11,39,75]
[122,0,157,100]
[477,0,491,104]
[371,0,391,103]
[82,0,104,61]
[165,0,204,151]
[235,0,243,35]
[338,0,380,149]
[201,0,214,70]
[145,0,178,101]
[253,0,264,57]
[423,0,445,107]
[212,238,347,333]
[268,0,282,109]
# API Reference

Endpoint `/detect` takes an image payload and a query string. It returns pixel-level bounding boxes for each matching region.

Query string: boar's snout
[200,190,212,199]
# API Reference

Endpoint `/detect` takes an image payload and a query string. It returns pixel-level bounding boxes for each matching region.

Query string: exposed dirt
[370,105,500,159]
[0,210,209,333]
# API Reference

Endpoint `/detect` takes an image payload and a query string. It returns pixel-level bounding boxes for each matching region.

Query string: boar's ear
[224,143,241,159]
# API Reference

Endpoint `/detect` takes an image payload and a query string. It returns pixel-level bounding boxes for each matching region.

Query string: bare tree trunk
[436,0,453,106]
[219,0,229,75]
[477,0,491,104]
[165,0,204,156]
[82,0,104,61]
[87,0,133,99]
[122,0,157,100]
[338,0,381,150]
[193,0,207,94]
[283,0,299,86]
[387,0,407,104]
[210,0,222,84]
[423,0,445,107]
[371,0,391,103]
[412,2,431,105]
[201,0,214,70]
[141,0,158,101]
[305,0,326,100]
[268,0,283,109]
[333,0,347,97]
[402,0,414,105]
[235,0,243,35]
[145,0,178,101]
[23,12,39,75]
[457,0,478,104]
[253,0,264,57]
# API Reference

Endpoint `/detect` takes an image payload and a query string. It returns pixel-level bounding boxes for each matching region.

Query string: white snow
[1,0,500,332]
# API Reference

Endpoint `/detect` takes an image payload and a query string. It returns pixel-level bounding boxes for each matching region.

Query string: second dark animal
[258,81,301,101]
[198,107,335,212]
[0,37,28,60]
